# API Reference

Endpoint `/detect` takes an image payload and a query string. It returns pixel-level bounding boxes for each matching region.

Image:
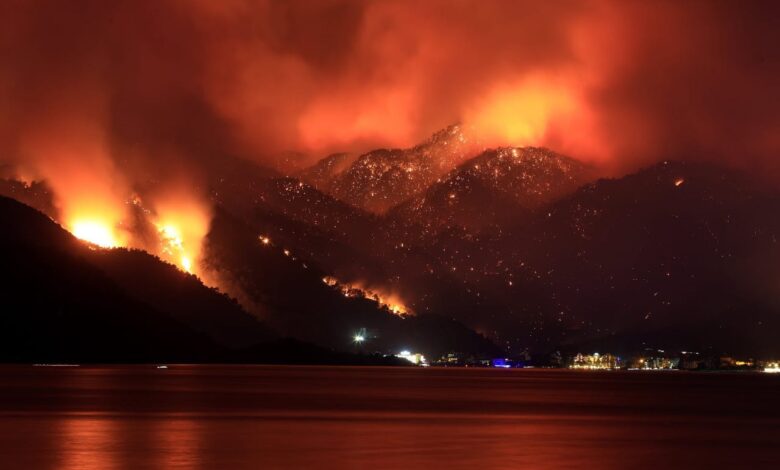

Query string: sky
[0,0,777,203]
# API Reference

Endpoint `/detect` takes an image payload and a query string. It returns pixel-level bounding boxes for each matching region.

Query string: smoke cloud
[0,0,778,187]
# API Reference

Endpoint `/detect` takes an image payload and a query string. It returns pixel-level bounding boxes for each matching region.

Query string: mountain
[204,153,398,298]
[0,191,275,349]
[0,178,57,219]
[388,146,593,235]
[200,154,511,358]
[0,196,406,364]
[189,140,780,358]
[309,124,477,213]
[201,207,502,360]
[0,195,226,362]
[0,157,503,360]
[8,122,778,359]
[297,152,356,190]
[440,161,780,355]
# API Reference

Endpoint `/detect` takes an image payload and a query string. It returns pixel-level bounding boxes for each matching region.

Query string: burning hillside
[0,0,777,360]
[389,146,593,235]
[322,275,412,317]
[321,124,476,213]
[14,180,214,277]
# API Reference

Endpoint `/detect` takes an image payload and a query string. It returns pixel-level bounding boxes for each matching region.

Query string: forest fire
[60,190,211,276]
[322,276,412,317]
[156,224,193,273]
[70,219,121,248]
[0,0,776,370]
[148,194,211,276]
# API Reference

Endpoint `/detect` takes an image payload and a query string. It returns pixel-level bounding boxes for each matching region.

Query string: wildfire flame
[150,193,211,276]
[322,276,412,317]
[156,224,193,273]
[70,220,121,248]
[61,188,211,276]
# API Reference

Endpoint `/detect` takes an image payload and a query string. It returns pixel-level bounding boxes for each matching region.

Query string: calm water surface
[0,365,778,469]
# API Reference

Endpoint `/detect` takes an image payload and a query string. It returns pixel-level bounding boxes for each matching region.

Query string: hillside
[389,146,592,235]
[318,125,476,213]
[202,207,502,360]
[435,161,780,355]
[0,196,405,364]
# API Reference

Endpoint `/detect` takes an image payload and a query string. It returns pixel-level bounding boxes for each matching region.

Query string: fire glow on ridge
[322,276,412,317]
[70,220,120,248]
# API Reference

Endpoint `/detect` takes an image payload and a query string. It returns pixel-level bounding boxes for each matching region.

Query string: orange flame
[322,276,412,317]
[18,117,132,249]
[150,192,212,276]
[70,220,122,248]
[58,186,211,276]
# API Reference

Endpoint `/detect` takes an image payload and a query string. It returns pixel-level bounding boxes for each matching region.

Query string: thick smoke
[0,0,778,184]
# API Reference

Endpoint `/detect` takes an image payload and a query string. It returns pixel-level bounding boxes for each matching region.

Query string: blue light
[491,358,512,368]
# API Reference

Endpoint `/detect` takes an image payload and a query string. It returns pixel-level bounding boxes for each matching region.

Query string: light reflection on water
[0,366,778,469]
[58,417,118,470]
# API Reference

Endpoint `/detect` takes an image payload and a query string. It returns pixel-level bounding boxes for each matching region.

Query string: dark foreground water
[0,366,778,469]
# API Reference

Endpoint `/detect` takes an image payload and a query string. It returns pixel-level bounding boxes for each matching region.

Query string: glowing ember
[674,178,685,187]
[70,220,120,248]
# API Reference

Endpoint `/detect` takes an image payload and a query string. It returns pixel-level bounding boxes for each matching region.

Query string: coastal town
[390,346,780,373]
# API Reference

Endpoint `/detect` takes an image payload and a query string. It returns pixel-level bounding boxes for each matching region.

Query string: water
[0,365,778,469]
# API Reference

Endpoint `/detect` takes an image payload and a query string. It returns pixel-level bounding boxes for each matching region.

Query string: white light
[353,335,365,343]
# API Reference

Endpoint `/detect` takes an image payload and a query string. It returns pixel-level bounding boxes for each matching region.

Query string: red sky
[0,0,777,180]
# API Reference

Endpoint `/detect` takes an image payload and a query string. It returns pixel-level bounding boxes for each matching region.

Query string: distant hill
[389,147,592,235]
[433,161,780,355]
[0,178,57,219]
[297,152,356,190]
[308,125,476,213]
[8,128,778,359]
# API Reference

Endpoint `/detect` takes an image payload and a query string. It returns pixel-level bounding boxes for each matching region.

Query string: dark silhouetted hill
[459,161,780,355]
[202,207,502,360]
[0,196,408,364]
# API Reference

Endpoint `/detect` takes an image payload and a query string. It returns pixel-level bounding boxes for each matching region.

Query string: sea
[0,365,778,469]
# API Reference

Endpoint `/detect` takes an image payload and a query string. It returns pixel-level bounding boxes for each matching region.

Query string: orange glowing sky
[0,0,777,270]
[0,0,774,170]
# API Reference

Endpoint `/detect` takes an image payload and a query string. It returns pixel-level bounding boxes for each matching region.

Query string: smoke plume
[0,0,777,221]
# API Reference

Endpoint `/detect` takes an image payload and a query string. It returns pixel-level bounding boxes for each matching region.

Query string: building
[569,352,621,370]
[629,356,679,370]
